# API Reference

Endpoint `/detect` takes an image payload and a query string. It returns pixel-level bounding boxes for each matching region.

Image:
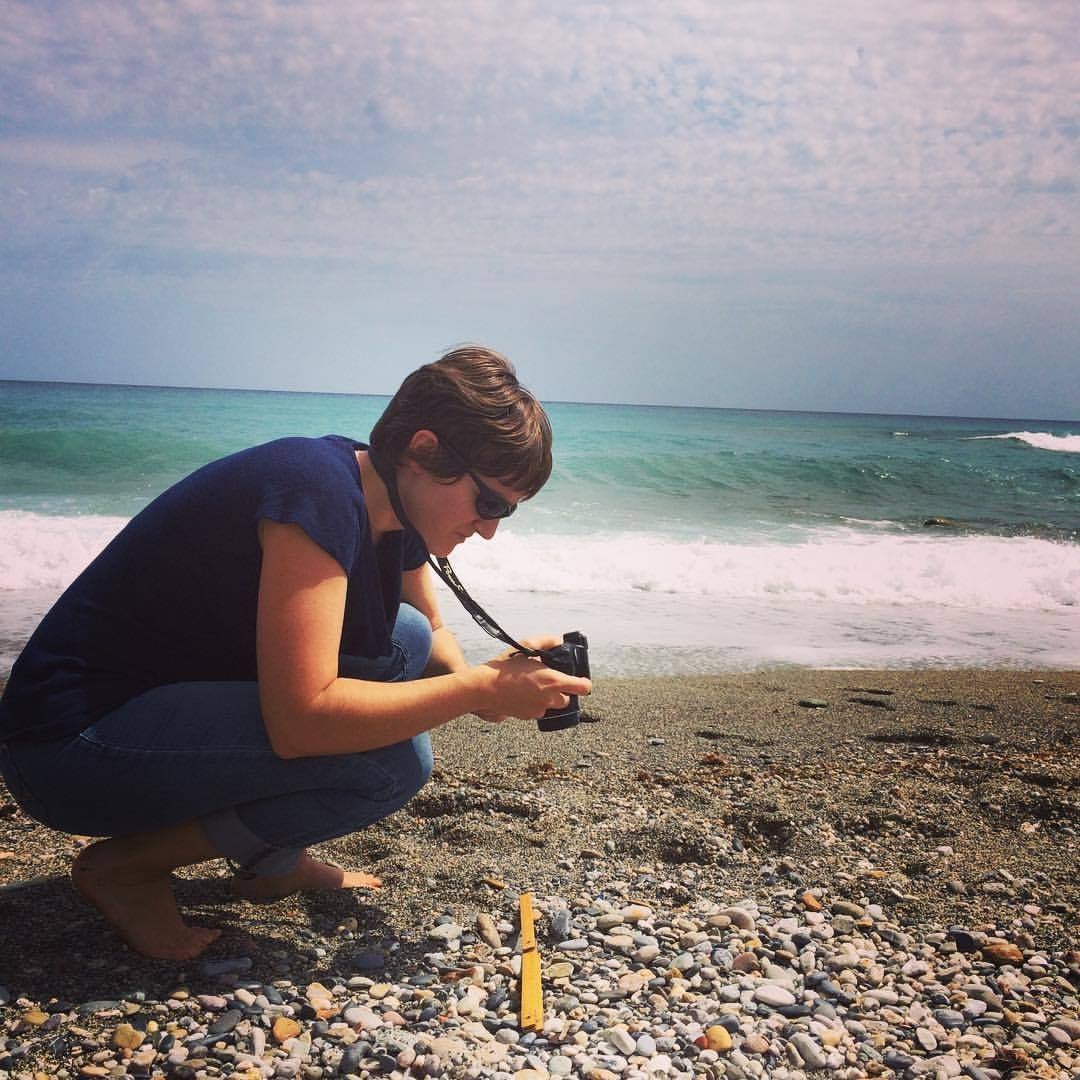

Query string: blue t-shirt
[0,436,428,743]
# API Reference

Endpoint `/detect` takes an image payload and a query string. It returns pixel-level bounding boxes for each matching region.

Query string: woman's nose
[475,517,500,540]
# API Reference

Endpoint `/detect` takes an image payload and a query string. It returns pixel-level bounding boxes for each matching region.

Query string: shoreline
[2,668,1078,1076]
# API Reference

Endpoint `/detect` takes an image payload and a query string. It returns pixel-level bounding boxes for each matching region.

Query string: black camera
[537,631,590,732]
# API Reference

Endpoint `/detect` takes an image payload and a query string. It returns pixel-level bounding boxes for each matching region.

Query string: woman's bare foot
[229,851,382,902]
[72,840,221,960]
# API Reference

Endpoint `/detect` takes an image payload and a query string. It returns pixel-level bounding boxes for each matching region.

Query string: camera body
[536,631,590,731]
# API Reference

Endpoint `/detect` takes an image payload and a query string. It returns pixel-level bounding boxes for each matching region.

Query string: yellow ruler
[518,892,543,1032]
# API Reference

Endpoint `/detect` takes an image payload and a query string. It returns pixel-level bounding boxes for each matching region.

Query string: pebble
[476,913,502,949]
[428,922,463,943]
[754,984,797,1008]
[549,909,573,939]
[606,1027,636,1055]
[789,1031,827,1070]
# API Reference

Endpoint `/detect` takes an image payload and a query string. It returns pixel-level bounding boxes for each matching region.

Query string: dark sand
[2,669,1078,1007]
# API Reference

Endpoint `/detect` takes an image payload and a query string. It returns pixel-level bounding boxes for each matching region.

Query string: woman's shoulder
[222,435,364,487]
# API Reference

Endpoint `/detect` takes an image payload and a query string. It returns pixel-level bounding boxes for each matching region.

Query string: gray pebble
[207,1009,242,1035]
[754,984,797,1008]
[550,910,573,939]
[789,1032,827,1070]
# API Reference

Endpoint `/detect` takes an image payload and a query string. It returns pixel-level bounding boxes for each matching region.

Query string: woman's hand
[468,640,592,723]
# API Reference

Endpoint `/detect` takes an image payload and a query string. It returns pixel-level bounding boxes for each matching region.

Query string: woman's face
[400,454,525,558]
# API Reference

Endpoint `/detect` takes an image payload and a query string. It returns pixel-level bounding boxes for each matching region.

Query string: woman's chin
[432,537,462,558]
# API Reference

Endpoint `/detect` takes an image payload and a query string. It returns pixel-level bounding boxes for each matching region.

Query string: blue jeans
[0,605,434,876]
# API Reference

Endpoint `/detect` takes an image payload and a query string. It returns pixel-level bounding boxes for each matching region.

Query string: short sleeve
[254,443,363,574]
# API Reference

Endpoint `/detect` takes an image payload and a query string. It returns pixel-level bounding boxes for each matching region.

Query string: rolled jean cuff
[200,805,301,877]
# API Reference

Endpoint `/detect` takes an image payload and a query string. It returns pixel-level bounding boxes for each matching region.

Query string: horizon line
[1,375,1077,426]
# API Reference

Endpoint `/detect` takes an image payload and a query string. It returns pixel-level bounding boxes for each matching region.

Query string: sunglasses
[437,437,517,520]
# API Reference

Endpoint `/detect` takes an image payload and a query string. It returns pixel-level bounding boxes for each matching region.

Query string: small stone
[742,1034,770,1055]
[790,1032,827,1070]
[720,907,755,931]
[208,1009,242,1035]
[636,1033,657,1057]
[550,909,573,940]
[754,984,797,1008]
[831,900,865,917]
[798,699,829,709]
[112,1023,144,1050]
[731,952,760,973]
[558,938,589,951]
[606,1027,636,1055]
[947,929,979,953]
[343,1004,381,1029]
[338,1044,368,1074]
[22,1010,50,1026]
[476,913,502,949]
[547,962,575,979]
[618,970,652,993]
[800,891,822,911]
[595,914,625,931]
[982,941,1024,966]
[915,1027,938,1052]
[273,1018,302,1044]
[428,923,463,943]
[705,1025,732,1052]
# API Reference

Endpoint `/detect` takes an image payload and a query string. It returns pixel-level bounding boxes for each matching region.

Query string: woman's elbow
[261,705,308,759]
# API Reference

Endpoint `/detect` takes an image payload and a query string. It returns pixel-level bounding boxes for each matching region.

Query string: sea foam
[3,512,1078,677]
[452,529,1079,611]
[2,512,1077,614]
[0,511,127,591]
[968,431,1080,453]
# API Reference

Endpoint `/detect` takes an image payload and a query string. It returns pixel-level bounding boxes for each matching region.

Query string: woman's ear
[403,429,439,473]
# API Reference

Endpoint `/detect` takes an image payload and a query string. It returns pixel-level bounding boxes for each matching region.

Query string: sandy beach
[1,669,1078,1078]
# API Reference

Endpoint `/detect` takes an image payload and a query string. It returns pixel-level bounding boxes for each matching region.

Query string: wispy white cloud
[0,136,191,171]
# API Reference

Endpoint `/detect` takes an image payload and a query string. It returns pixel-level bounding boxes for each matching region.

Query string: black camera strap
[366,443,537,658]
[427,555,538,657]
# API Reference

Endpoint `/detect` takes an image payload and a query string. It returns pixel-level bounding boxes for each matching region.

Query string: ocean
[1,379,1078,677]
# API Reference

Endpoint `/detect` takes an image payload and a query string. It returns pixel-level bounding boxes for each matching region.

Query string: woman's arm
[255,521,588,759]
[400,564,469,675]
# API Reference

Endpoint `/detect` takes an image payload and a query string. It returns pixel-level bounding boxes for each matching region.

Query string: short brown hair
[370,345,552,497]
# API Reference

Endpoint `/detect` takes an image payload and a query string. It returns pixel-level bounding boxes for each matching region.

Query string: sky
[0,0,1077,418]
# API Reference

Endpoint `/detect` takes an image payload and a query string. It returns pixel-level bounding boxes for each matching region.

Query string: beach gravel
[1,668,1078,1079]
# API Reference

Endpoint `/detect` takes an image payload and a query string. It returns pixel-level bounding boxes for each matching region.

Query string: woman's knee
[399,731,434,800]
[372,731,433,813]
[392,603,433,681]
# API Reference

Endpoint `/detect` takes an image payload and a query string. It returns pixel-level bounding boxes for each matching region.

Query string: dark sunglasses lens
[476,487,515,519]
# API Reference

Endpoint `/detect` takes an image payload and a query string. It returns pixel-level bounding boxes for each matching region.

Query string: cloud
[0,137,192,172]
[0,1,1076,287]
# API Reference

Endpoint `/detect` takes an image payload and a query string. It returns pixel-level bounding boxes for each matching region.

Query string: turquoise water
[2,380,1078,673]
